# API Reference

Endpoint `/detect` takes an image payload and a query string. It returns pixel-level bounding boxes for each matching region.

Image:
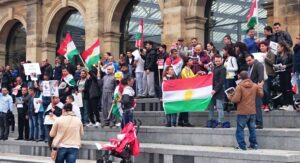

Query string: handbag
[50,116,73,160]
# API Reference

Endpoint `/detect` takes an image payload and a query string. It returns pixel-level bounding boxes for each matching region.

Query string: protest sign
[23,63,41,76]
[49,80,59,96]
[269,41,278,55]
[157,59,164,69]
[72,93,83,107]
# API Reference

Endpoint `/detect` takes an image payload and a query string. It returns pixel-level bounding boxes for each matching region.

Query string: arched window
[56,9,85,62]
[5,22,26,67]
[120,0,161,52]
[205,0,267,50]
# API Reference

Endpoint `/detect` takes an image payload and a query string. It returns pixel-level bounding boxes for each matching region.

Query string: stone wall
[0,0,299,65]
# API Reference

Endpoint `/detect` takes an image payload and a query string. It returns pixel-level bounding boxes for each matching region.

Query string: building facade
[0,0,299,66]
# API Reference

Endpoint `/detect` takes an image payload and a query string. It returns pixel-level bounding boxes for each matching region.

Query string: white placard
[225,87,235,96]
[269,41,278,55]
[44,115,57,125]
[23,63,41,76]
[42,81,51,96]
[72,93,83,107]
[49,80,59,96]
[33,98,41,113]
[132,49,141,59]
[252,52,265,63]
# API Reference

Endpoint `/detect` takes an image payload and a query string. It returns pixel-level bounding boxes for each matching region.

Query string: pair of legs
[235,114,258,150]
[0,112,8,140]
[208,98,224,123]
[166,114,177,126]
[88,98,101,124]
[142,71,155,97]
[55,148,78,163]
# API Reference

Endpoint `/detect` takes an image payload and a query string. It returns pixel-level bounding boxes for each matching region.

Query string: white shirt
[134,54,145,73]
[71,102,81,120]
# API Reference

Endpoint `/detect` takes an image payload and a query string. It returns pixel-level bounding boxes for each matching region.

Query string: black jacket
[249,60,264,84]
[41,63,53,79]
[143,48,158,72]
[87,67,101,99]
[274,31,293,48]
[237,51,249,73]
[276,52,293,73]
[53,64,62,80]
[62,63,76,75]
[294,44,300,73]
[213,65,226,100]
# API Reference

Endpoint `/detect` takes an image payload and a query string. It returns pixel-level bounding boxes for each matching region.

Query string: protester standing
[15,87,30,140]
[294,34,300,96]
[120,77,135,128]
[245,54,264,129]
[243,28,259,53]
[228,71,264,150]
[50,103,84,163]
[0,87,13,140]
[75,69,89,125]
[273,22,293,48]
[208,55,226,126]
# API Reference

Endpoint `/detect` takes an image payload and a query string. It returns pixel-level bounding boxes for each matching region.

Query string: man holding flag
[244,0,259,53]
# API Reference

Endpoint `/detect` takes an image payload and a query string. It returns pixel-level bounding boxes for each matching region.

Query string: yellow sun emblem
[184,89,193,101]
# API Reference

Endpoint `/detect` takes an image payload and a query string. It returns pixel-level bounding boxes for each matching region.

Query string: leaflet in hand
[225,87,235,96]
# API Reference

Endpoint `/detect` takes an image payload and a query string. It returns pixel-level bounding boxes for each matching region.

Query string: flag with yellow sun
[162,74,213,114]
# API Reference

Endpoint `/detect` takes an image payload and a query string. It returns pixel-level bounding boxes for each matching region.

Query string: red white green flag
[135,19,144,48]
[247,0,258,29]
[57,33,79,61]
[162,74,213,114]
[81,39,100,71]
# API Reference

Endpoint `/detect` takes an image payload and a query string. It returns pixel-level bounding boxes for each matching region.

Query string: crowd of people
[0,22,299,152]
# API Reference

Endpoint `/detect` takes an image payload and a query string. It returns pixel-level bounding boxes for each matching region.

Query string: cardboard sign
[269,41,278,55]
[23,63,41,76]
[72,93,83,107]
[157,59,164,69]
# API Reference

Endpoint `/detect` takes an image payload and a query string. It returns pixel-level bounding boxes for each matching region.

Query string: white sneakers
[279,105,294,111]
[94,122,101,127]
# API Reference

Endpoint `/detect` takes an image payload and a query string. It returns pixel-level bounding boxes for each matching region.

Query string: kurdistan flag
[162,74,213,114]
[247,0,258,29]
[82,39,100,71]
[63,74,76,87]
[57,33,79,61]
[112,85,123,119]
[135,19,144,48]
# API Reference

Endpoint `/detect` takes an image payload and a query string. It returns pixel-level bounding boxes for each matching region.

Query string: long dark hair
[223,45,236,57]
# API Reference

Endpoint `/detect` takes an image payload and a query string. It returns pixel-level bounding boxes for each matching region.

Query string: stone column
[273,0,300,44]
[41,42,57,65]
[0,51,5,66]
[184,16,207,44]
[161,0,187,49]
[85,0,101,48]
[26,0,43,63]
[102,32,121,59]
[262,1,274,26]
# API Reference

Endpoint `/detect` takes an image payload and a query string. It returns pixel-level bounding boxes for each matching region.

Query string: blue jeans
[166,114,177,126]
[121,110,133,129]
[33,112,45,140]
[28,113,35,139]
[255,98,263,126]
[208,99,224,123]
[56,148,78,163]
[80,99,89,124]
[236,114,257,149]
[136,72,143,96]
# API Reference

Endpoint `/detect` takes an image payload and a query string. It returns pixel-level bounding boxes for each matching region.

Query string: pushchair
[96,120,141,163]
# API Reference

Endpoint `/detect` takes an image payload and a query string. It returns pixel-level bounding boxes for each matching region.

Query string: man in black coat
[40,59,53,80]
[273,22,293,48]
[208,55,226,126]
[141,41,157,98]
[246,54,264,129]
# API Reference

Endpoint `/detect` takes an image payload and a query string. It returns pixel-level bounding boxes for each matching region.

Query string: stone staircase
[2,98,300,163]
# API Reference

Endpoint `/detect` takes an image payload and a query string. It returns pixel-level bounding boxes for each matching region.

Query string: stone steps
[132,110,300,128]
[1,139,300,163]
[81,126,300,151]
[0,153,96,163]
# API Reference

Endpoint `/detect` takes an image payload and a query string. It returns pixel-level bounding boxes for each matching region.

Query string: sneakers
[94,122,101,127]
[280,105,294,111]
[234,146,246,151]
[115,123,121,127]
[86,122,94,127]
[247,145,258,150]
[261,105,270,112]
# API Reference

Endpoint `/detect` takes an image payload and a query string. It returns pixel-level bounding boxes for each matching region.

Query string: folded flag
[63,74,76,87]
[81,39,100,71]
[112,85,123,119]
[162,74,213,114]
[57,33,79,61]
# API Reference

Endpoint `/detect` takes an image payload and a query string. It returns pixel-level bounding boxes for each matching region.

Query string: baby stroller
[96,120,141,163]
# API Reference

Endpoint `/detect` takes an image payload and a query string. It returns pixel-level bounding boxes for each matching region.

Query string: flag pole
[78,53,89,70]
[256,0,259,39]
